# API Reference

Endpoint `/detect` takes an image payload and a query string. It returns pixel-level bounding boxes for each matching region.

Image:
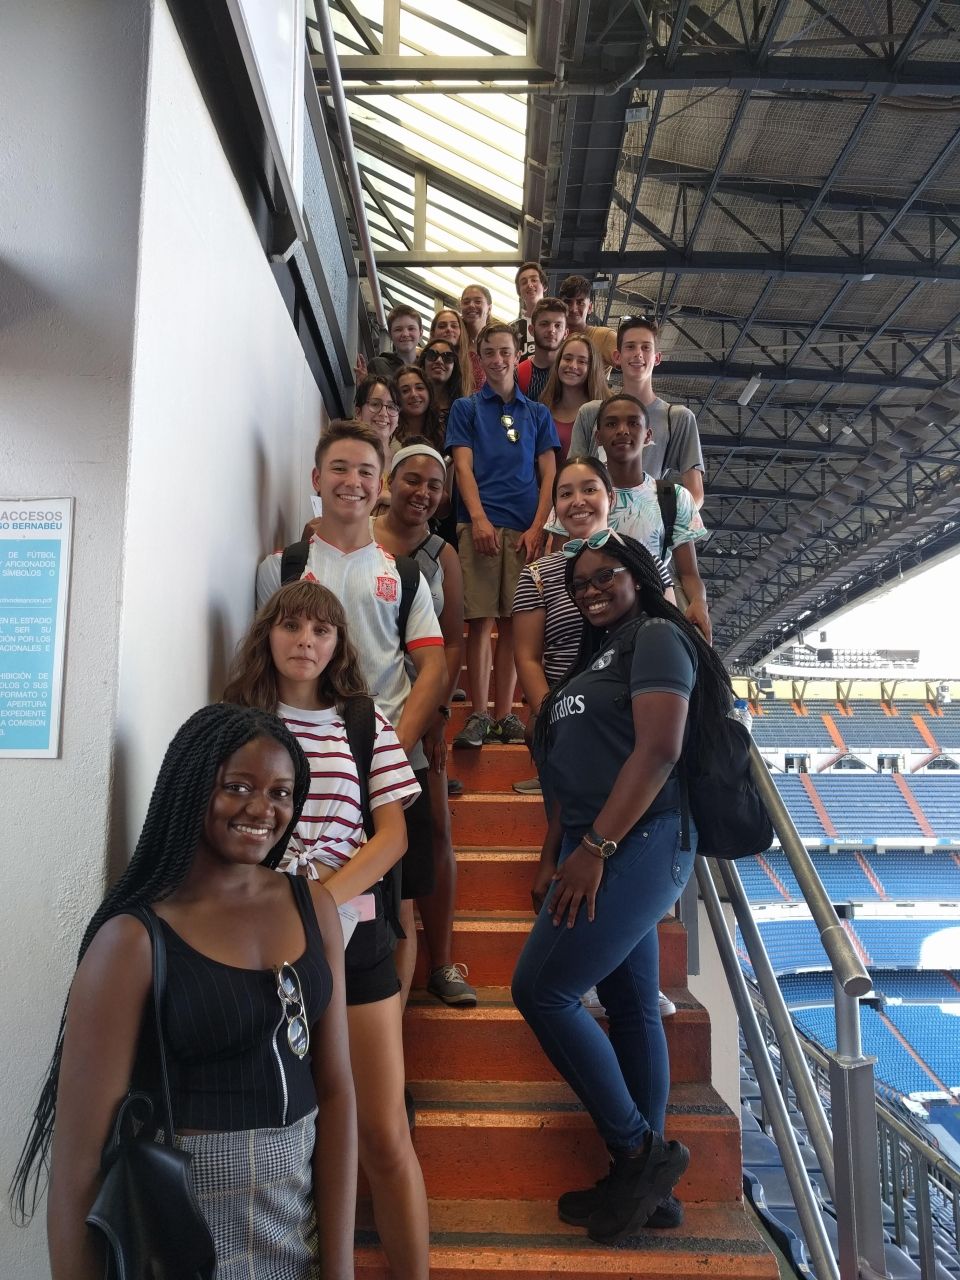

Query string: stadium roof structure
[311,0,960,665]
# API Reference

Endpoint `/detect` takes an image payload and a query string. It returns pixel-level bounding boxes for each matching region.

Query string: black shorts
[400,767,435,899]
[344,885,400,1006]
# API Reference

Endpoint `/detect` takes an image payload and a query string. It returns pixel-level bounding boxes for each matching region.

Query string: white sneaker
[581,986,605,1011]
[659,990,677,1017]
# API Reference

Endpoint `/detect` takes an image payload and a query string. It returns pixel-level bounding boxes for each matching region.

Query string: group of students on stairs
[13,283,750,1279]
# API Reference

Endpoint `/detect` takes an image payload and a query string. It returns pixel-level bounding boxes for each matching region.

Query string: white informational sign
[0,499,74,758]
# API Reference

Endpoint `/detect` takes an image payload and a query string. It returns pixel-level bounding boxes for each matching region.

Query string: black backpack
[280,539,422,649]
[610,617,773,860]
[655,481,678,558]
[339,693,404,942]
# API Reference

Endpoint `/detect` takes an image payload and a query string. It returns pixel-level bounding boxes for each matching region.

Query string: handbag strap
[129,905,177,1144]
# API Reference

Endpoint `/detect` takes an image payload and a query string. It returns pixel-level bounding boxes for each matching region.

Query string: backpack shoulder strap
[280,539,311,585]
[416,533,446,565]
[340,696,377,839]
[396,555,422,647]
[656,480,678,557]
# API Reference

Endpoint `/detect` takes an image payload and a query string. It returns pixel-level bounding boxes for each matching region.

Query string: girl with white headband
[372,441,477,1009]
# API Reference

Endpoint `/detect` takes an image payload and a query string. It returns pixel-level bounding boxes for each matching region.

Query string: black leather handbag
[85,907,217,1279]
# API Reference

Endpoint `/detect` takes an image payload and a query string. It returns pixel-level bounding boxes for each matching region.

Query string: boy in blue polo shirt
[446,322,559,747]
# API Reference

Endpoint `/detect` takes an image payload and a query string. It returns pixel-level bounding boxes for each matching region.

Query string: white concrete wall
[115,0,323,840]
[0,3,151,1275]
[689,899,742,1115]
[0,3,323,1273]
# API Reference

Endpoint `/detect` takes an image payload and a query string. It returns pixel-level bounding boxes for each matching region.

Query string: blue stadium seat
[903,777,960,841]
[870,849,960,900]
[812,775,925,840]
[852,919,960,969]
[883,1006,960,1090]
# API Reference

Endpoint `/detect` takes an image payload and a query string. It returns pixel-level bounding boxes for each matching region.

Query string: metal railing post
[718,859,837,1199]
[696,859,841,1280]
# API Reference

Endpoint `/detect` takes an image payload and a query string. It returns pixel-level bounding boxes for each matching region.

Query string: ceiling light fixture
[738,373,762,406]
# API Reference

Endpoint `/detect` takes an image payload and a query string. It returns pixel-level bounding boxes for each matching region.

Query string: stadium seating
[903,777,960,840]
[876,971,960,1002]
[772,775,830,838]
[751,701,836,749]
[778,972,838,1007]
[813,775,925,840]
[883,1006,960,1090]
[869,850,960,899]
[850,919,958,969]
[806,852,877,900]
[834,702,929,750]
[747,919,829,975]
[794,1006,939,1096]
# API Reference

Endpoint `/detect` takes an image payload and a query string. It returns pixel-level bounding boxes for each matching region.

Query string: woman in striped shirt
[224,580,430,1279]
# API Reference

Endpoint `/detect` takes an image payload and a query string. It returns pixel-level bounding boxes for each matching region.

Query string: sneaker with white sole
[426,963,478,1007]
[453,712,495,748]
[512,776,542,794]
[497,713,527,744]
[658,990,677,1017]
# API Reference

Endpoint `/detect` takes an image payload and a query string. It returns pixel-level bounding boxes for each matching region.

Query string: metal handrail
[752,995,960,1278]
[697,857,842,1280]
[748,739,872,1000]
[313,0,387,333]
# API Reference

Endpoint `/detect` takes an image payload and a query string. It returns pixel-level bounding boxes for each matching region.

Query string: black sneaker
[559,1170,683,1230]
[453,712,494,748]
[586,1133,689,1244]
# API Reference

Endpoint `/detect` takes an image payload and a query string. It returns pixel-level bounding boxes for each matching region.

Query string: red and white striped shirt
[278,702,420,879]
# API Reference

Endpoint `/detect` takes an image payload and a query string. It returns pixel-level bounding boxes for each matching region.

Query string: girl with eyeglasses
[13,702,356,1280]
[511,532,735,1247]
[430,308,477,394]
[354,375,402,514]
[539,334,610,462]
[224,580,431,1279]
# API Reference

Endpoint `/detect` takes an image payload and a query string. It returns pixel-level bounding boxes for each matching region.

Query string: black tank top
[136,875,333,1131]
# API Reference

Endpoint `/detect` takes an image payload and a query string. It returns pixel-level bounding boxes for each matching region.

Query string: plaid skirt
[177,1109,319,1279]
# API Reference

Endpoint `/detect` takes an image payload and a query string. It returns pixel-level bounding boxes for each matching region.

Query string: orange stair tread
[408,1078,730,1116]
[355,1199,777,1277]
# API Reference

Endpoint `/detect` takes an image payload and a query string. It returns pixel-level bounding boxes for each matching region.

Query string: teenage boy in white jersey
[569,316,705,508]
[257,421,447,1002]
[515,259,547,356]
[517,297,568,402]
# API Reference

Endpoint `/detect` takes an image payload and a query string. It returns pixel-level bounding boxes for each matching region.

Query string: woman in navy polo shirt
[511,532,733,1246]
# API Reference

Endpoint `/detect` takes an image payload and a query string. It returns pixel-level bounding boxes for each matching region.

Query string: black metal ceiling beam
[631,52,960,95]
[707,484,819,503]
[652,360,941,391]
[557,251,960,281]
[699,433,864,458]
[629,159,956,217]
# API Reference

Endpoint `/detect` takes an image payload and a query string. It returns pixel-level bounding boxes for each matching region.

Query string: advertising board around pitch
[0,499,74,758]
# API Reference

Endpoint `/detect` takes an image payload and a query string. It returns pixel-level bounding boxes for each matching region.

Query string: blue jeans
[511,811,696,1153]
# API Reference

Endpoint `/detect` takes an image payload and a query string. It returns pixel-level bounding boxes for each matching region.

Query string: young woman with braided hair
[512,532,734,1247]
[12,703,356,1280]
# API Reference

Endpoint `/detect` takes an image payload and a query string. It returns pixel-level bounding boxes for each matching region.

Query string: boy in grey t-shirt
[568,317,704,508]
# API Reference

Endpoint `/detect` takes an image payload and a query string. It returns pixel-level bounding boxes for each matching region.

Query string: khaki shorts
[458,523,526,620]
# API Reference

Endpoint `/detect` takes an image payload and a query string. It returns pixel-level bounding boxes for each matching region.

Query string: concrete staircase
[357,740,777,1278]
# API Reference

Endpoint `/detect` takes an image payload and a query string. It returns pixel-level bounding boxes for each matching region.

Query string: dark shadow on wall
[254,435,287,559]
[106,732,132,887]
[208,600,232,703]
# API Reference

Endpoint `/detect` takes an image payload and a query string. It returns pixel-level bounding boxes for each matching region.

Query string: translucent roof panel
[308,0,527,329]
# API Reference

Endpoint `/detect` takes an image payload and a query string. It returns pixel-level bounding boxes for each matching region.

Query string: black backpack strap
[656,481,678,558]
[280,539,311,585]
[396,555,422,648]
[340,696,377,839]
[128,906,176,1142]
